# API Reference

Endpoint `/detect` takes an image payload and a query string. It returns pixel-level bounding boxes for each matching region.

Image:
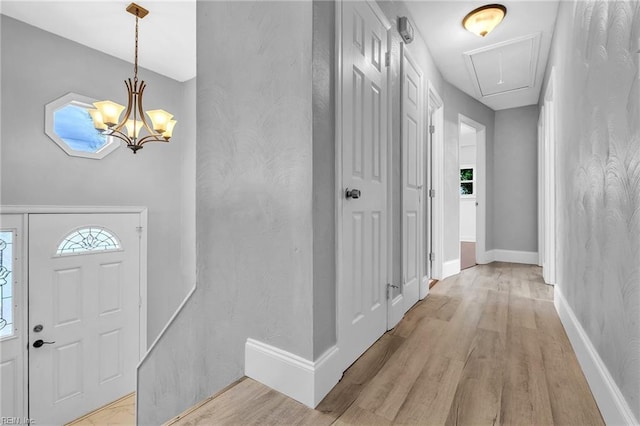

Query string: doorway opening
[459,122,477,270]
[457,115,487,268]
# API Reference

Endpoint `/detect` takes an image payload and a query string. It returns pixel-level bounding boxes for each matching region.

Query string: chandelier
[89,3,176,154]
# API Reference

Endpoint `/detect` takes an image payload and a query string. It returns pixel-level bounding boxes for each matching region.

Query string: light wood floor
[66,393,135,425]
[168,262,604,426]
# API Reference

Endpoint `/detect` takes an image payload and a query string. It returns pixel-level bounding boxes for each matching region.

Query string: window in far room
[460,167,474,196]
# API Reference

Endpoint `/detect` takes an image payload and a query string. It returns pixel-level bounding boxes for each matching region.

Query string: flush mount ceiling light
[89,3,177,154]
[462,4,507,38]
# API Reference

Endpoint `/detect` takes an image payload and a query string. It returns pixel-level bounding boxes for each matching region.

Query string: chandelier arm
[106,129,135,146]
[112,79,135,133]
[138,135,170,145]
[136,81,160,137]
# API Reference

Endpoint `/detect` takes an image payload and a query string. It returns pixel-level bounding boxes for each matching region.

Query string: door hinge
[385,52,391,67]
[136,226,143,234]
[429,189,436,198]
[387,283,399,299]
[429,252,435,262]
[429,125,435,134]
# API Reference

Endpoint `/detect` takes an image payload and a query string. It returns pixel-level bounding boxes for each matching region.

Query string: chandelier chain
[134,13,139,83]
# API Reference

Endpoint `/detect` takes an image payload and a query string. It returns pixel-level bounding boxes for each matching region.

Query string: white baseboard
[419,276,429,300]
[441,259,460,279]
[554,288,639,426]
[487,249,538,265]
[245,339,342,408]
[476,249,493,264]
[389,294,404,329]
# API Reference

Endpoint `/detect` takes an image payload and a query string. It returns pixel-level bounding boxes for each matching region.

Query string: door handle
[33,339,55,348]
[345,188,361,199]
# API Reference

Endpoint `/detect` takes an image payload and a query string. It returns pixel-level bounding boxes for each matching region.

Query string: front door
[401,46,423,313]
[339,0,390,368]
[28,213,140,425]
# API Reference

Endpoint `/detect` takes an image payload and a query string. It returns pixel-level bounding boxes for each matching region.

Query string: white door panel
[401,46,423,312]
[29,213,140,425]
[340,0,389,367]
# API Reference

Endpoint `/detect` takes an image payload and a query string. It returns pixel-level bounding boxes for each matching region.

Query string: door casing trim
[427,82,444,280]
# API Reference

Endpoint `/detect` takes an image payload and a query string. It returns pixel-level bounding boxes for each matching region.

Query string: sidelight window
[0,231,14,339]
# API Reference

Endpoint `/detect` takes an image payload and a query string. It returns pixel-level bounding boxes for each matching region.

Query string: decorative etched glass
[0,231,14,338]
[57,227,121,255]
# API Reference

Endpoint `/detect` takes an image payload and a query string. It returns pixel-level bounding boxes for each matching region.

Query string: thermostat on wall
[399,17,414,44]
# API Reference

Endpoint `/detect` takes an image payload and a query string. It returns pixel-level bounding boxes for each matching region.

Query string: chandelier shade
[88,3,176,154]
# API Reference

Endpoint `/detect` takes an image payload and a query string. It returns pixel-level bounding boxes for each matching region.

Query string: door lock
[32,339,55,348]
[33,324,43,333]
[345,188,361,199]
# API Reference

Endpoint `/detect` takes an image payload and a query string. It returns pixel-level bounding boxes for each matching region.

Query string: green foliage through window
[460,182,473,195]
[460,168,474,196]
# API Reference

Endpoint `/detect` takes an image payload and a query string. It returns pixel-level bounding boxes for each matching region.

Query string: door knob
[345,188,361,199]
[33,339,55,348]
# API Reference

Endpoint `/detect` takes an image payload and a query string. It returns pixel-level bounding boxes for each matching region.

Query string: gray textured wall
[493,105,538,252]
[443,82,496,260]
[0,16,195,343]
[542,0,640,418]
[137,2,315,423]
[312,0,336,359]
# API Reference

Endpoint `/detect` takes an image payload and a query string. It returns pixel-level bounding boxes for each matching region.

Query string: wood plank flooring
[66,393,135,426]
[169,262,604,426]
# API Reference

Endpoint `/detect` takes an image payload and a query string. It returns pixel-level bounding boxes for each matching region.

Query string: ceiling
[405,1,559,110]
[1,1,557,108]
[0,0,196,82]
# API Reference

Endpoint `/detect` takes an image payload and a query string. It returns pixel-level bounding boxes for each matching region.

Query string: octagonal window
[45,93,120,159]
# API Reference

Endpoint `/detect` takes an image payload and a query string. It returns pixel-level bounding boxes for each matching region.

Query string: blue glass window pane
[53,105,107,153]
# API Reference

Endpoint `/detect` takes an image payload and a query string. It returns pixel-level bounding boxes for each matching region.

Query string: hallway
[167,263,603,425]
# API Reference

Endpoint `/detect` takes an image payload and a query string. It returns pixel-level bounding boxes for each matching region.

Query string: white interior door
[426,112,434,282]
[542,70,556,285]
[28,213,140,425]
[339,0,390,368]
[0,214,26,419]
[401,45,423,313]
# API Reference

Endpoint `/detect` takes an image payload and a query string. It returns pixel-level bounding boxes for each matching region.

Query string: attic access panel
[463,33,541,98]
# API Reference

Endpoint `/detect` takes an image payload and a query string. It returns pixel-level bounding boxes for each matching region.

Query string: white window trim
[45,92,120,160]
